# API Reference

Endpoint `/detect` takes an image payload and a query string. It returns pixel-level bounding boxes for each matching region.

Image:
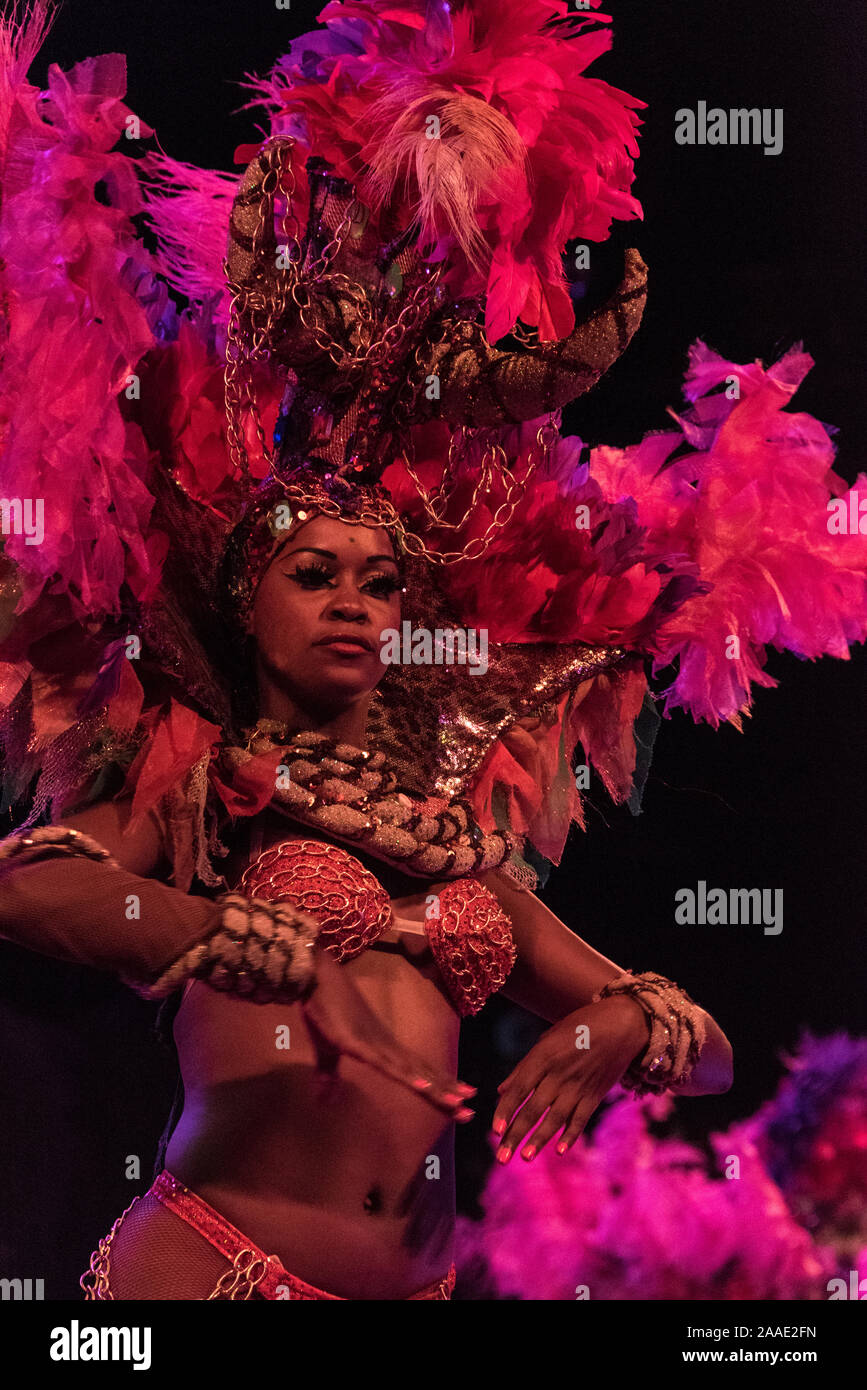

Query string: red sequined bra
[238,839,517,1016]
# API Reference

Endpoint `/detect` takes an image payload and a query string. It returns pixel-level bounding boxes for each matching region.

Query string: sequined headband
[217,473,406,635]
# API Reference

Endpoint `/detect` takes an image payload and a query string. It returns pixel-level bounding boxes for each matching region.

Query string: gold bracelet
[0,826,320,1007]
[593,970,706,1095]
[0,825,120,868]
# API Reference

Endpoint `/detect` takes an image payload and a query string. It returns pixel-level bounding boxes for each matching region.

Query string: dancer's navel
[363,1186,383,1215]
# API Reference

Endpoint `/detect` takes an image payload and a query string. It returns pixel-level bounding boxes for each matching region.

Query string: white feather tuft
[360,84,528,274]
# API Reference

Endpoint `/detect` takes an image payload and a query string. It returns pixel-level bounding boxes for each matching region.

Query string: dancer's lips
[315,634,374,654]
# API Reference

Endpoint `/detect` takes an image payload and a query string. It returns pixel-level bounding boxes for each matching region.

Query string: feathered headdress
[1,0,865,896]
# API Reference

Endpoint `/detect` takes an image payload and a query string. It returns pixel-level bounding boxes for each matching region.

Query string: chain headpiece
[219,133,646,611]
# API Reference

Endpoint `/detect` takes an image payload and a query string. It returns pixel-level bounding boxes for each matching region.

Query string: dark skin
[64,515,733,1298]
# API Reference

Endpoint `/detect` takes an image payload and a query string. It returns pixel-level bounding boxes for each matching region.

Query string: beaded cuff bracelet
[593,970,706,1096]
[132,892,321,1005]
[0,824,120,868]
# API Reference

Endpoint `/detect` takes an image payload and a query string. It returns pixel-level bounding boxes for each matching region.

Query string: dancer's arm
[60,796,169,876]
[0,799,227,980]
[0,799,477,1117]
[481,866,733,1098]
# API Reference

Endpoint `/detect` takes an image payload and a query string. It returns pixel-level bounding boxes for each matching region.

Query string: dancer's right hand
[300,944,476,1120]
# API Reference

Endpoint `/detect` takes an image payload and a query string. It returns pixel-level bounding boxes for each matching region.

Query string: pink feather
[138,152,239,318]
[0,3,165,624]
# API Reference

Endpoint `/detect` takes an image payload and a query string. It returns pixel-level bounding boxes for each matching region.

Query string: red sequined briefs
[238,839,516,1016]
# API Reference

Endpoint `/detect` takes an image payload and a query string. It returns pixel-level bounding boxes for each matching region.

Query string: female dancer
[0,506,732,1300]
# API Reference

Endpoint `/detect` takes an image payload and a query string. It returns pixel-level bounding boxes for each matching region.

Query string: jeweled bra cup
[239,838,516,1016]
[239,838,392,961]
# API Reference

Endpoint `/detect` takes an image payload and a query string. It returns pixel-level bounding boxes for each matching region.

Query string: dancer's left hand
[491,996,649,1163]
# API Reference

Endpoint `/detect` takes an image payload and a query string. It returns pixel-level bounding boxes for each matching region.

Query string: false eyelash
[365,573,405,597]
[290,560,333,586]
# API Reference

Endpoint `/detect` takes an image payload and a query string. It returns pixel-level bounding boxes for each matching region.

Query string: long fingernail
[492,1117,506,1137]
[556,1141,568,1155]
[521,1145,536,1161]
[412,1078,432,1090]
[444,1092,464,1104]
[457,1084,477,1096]
[456,1107,474,1122]
[496,1145,512,1164]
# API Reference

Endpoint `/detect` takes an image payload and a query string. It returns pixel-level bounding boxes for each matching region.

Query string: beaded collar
[218,721,518,881]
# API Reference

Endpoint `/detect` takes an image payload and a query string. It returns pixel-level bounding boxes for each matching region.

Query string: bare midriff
[163,809,463,1299]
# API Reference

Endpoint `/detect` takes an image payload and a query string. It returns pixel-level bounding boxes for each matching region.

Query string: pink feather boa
[457,1088,834,1300]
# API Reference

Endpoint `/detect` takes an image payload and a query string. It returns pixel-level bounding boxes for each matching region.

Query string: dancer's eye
[286,562,402,598]
[364,572,403,598]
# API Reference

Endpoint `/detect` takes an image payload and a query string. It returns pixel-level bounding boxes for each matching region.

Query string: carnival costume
[0,0,865,1299]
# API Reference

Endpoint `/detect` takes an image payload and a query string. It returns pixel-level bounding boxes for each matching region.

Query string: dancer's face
[248,515,403,712]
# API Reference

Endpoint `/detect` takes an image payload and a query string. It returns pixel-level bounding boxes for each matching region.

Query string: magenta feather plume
[0,0,166,625]
[457,1087,834,1300]
[138,152,240,325]
[590,341,867,727]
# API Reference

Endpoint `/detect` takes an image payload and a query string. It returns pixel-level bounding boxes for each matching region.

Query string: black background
[1,0,864,1297]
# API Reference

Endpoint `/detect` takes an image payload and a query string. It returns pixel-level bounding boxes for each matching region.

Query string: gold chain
[222,136,554,564]
[509,319,543,350]
[273,482,403,532]
[206,1248,270,1300]
[80,1195,271,1300]
[402,427,497,531]
[396,420,557,564]
[79,1194,142,1300]
[224,137,442,487]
